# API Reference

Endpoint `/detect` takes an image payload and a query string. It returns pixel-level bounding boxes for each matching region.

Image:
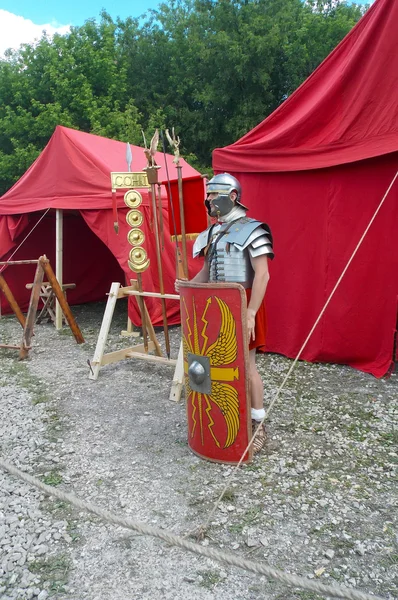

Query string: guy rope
[0,457,386,600]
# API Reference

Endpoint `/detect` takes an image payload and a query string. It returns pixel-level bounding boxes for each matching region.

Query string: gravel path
[0,301,397,600]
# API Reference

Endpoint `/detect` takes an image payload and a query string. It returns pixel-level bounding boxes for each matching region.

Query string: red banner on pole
[163,175,208,239]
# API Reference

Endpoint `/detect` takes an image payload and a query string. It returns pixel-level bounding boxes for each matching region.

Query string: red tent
[0,126,202,326]
[213,0,398,377]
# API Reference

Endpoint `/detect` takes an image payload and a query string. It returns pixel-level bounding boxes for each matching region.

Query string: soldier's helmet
[205,173,248,215]
[206,173,242,201]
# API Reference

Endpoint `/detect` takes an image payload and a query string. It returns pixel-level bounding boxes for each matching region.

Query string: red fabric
[163,175,208,237]
[246,289,267,353]
[0,126,202,325]
[213,0,398,172]
[213,0,398,377]
[81,203,201,326]
[0,212,125,314]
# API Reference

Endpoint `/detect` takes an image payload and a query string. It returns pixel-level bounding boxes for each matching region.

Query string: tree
[0,1,367,194]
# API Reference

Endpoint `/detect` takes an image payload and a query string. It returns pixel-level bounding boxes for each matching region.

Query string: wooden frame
[0,256,84,359]
[88,280,184,402]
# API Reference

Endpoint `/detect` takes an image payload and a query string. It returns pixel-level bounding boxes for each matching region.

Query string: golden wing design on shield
[206,297,237,366]
[210,381,240,448]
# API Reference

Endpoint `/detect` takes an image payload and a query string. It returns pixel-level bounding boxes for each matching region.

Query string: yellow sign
[111,172,149,190]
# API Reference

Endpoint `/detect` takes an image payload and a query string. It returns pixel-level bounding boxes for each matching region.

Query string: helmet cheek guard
[205,173,248,215]
[207,193,234,217]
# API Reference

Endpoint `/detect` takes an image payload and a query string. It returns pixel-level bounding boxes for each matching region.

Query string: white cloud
[0,10,70,57]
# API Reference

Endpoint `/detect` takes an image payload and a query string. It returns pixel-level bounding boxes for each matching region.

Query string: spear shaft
[176,164,189,280]
[160,131,186,281]
[136,273,149,353]
[150,182,171,359]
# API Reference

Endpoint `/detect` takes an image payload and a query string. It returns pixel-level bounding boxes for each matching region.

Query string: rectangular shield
[179,281,253,464]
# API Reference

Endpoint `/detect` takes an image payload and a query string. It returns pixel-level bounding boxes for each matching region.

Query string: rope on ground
[0,457,386,600]
[198,169,398,535]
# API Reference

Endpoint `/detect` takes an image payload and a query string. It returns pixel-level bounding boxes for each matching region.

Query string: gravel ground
[0,300,397,600]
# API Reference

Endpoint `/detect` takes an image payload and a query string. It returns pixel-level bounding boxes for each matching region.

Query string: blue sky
[0,0,372,57]
[0,0,162,55]
[0,0,160,27]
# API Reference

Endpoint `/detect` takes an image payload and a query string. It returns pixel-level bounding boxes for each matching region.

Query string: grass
[2,360,51,405]
[221,488,236,502]
[228,505,262,534]
[197,568,222,589]
[42,470,63,486]
[28,553,70,594]
[379,428,398,445]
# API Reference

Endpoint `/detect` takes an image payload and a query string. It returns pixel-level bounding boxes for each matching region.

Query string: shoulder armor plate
[193,225,216,258]
[224,218,274,258]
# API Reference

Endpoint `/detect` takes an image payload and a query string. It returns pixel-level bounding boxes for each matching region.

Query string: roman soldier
[178,172,274,454]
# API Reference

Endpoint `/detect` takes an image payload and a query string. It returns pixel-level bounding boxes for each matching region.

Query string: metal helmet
[205,173,248,217]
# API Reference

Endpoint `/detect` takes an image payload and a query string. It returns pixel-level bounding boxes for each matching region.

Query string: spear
[165,128,189,280]
[160,130,186,282]
[126,142,132,172]
[144,131,171,358]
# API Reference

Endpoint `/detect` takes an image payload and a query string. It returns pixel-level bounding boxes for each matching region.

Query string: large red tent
[0,126,202,326]
[213,0,398,377]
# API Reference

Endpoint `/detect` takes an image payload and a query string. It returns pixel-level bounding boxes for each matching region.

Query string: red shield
[179,282,252,464]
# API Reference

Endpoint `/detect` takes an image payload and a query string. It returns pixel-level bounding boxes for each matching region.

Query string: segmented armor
[193,217,274,288]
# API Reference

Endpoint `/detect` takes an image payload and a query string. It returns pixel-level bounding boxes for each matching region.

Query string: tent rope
[0,457,386,600]
[196,169,398,536]
[0,209,50,275]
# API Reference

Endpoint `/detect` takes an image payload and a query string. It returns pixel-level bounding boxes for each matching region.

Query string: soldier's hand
[247,308,256,341]
[175,279,181,293]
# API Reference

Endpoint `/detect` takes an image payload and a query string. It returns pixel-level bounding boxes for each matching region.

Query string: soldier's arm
[191,258,210,283]
[247,254,270,340]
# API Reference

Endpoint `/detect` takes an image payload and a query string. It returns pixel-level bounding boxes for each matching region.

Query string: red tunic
[245,288,267,353]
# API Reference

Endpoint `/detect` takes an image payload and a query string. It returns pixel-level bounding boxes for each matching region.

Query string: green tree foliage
[0,0,367,194]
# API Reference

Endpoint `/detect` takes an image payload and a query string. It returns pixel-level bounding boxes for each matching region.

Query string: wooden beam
[55,209,63,330]
[0,344,30,350]
[0,260,38,266]
[124,351,176,366]
[130,280,163,357]
[0,273,26,328]
[99,342,157,366]
[89,282,121,380]
[19,262,44,359]
[169,341,185,402]
[39,257,84,344]
[123,290,180,300]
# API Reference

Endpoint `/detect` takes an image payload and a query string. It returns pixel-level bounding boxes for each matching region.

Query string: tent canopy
[213,0,398,377]
[0,126,203,325]
[0,125,199,213]
[214,0,398,173]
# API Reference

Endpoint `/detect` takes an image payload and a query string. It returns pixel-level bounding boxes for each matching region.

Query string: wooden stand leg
[89,282,120,380]
[121,317,139,338]
[0,273,26,328]
[39,257,84,344]
[130,280,163,357]
[169,341,185,402]
[19,262,44,359]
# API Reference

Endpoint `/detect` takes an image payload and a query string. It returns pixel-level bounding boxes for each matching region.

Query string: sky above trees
[0,0,369,194]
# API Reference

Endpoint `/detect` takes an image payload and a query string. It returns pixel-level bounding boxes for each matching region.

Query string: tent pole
[55,209,63,330]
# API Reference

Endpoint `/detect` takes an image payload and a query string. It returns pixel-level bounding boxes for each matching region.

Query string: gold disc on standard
[127,228,145,246]
[128,258,150,273]
[126,209,143,227]
[129,246,148,266]
[124,190,143,208]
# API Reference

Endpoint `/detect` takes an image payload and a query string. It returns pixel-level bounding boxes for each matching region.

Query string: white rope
[199,169,398,532]
[0,457,386,600]
[0,209,50,275]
